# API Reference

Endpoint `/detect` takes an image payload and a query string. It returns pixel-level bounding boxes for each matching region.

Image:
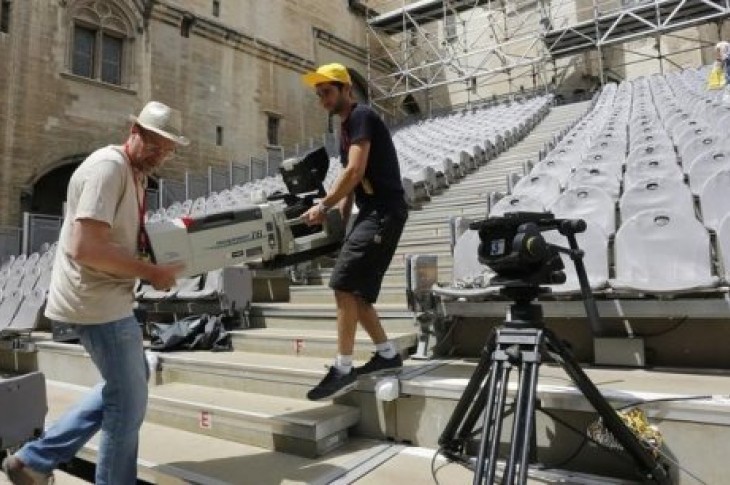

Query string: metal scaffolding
[365,0,730,116]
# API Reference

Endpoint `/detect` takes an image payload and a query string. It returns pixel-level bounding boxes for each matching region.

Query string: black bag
[149,314,233,352]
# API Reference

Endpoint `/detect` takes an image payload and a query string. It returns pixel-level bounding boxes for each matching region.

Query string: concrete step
[0,470,89,484]
[405,211,485,226]
[396,234,451,246]
[388,253,453,268]
[47,380,358,458]
[305,267,452,286]
[229,327,417,360]
[30,339,411,399]
[351,446,635,485]
[148,381,358,458]
[408,202,487,218]
[398,231,451,244]
[40,380,399,484]
[303,254,452,273]
[393,245,451,258]
[157,351,345,399]
[251,307,415,332]
[369,360,730,484]
[289,285,408,305]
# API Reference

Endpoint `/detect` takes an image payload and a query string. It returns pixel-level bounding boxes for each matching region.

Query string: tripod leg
[483,359,512,485]
[517,359,541,484]
[439,334,496,452]
[473,360,504,485]
[503,362,531,485]
[544,329,671,484]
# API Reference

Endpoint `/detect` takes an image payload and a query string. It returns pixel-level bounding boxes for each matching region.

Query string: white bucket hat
[129,101,190,146]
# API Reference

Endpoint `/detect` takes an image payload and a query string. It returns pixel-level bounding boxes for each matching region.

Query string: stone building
[0,0,377,232]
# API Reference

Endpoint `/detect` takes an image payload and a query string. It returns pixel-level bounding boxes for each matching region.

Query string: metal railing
[22,213,62,255]
[0,226,21,262]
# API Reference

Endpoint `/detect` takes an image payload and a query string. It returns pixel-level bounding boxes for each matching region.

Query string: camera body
[470,212,566,287]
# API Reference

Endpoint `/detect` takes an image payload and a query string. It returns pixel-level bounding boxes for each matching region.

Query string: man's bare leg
[356,297,387,345]
[305,290,360,400]
[334,290,360,372]
[354,298,400,374]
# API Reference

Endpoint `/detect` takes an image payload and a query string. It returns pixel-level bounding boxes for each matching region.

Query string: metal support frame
[365,0,730,111]
[366,0,553,113]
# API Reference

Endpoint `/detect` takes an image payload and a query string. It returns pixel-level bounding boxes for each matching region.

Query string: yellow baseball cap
[302,63,352,87]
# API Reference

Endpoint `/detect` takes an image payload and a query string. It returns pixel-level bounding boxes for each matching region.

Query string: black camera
[469,212,580,287]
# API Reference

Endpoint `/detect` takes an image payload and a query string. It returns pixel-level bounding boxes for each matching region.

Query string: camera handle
[546,233,606,337]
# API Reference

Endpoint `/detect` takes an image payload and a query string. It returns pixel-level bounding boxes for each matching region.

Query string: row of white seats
[451,207,730,295]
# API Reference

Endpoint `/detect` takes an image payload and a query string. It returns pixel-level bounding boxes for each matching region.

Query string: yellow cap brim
[302,72,337,87]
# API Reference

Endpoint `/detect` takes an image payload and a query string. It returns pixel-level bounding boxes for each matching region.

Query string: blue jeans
[17,316,149,484]
[724,59,730,85]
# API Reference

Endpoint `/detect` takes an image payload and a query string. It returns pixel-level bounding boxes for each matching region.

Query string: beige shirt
[45,145,142,324]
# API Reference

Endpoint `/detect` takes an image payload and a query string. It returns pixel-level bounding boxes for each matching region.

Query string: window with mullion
[72,24,96,79]
[1,0,11,34]
[101,32,123,85]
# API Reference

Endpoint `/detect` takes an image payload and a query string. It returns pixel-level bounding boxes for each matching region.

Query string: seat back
[567,166,621,199]
[716,213,730,282]
[489,194,546,217]
[688,149,730,195]
[544,224,609,292]
[679,133,728,173]
[614,209,713,290]
[0,290,23,332]
[0,373,47,449]
[8,288,45,332]
[626,143,676,167]
[452,230,492,287]
[699,169,730,231]
[624,157,683,189]
[619,177,695,224]
[549,186,615,236]
[511,173,561,206]
[531,158,573,186]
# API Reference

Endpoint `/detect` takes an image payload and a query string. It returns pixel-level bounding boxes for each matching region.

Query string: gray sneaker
[355,353,403,376]
[1,455,54,485]
[306,367,357,401]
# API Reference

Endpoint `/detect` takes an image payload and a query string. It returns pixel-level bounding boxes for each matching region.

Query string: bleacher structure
[364,0,730,117]
[5,56,730,482]
[438,66,730,304]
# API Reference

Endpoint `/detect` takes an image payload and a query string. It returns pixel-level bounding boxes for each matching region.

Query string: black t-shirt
[340,103,405,211]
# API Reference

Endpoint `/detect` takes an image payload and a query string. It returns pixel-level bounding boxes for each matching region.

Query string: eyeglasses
[138,131,177,160]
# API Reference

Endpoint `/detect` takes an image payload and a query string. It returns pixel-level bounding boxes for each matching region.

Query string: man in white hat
[2,101,188,485]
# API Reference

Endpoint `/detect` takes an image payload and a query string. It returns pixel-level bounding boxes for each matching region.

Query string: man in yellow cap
[301,63,408,401]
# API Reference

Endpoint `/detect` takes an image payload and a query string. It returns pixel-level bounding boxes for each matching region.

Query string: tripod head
[469,212,586,287]
[468,212,604,333]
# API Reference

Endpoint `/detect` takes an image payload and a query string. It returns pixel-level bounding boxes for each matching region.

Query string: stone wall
[0,0,374,226]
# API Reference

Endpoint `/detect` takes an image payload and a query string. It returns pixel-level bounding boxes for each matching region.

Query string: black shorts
[329,205,408,304]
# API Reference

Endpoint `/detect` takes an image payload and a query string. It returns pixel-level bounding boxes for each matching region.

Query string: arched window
[67,0,136,86]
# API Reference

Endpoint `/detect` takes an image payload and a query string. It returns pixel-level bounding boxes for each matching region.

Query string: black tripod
[437,284,672,484]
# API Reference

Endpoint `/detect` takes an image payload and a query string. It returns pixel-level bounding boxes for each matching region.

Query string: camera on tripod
[435,212,672,485]
[471,212,567,287]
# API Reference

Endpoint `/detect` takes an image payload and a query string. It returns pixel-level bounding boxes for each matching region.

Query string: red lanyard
[123,144,149,256]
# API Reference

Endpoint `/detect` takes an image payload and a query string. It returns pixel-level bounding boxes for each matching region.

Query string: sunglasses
[316,86,338,99]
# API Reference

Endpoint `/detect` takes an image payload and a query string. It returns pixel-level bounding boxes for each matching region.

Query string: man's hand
[70,219,186,286]
[147,262,186,290]
[303,205,326,226]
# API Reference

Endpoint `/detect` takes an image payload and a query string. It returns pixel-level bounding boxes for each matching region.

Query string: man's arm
[337,193,355,226]
[322,140,370,208]
[69,218,181,289]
